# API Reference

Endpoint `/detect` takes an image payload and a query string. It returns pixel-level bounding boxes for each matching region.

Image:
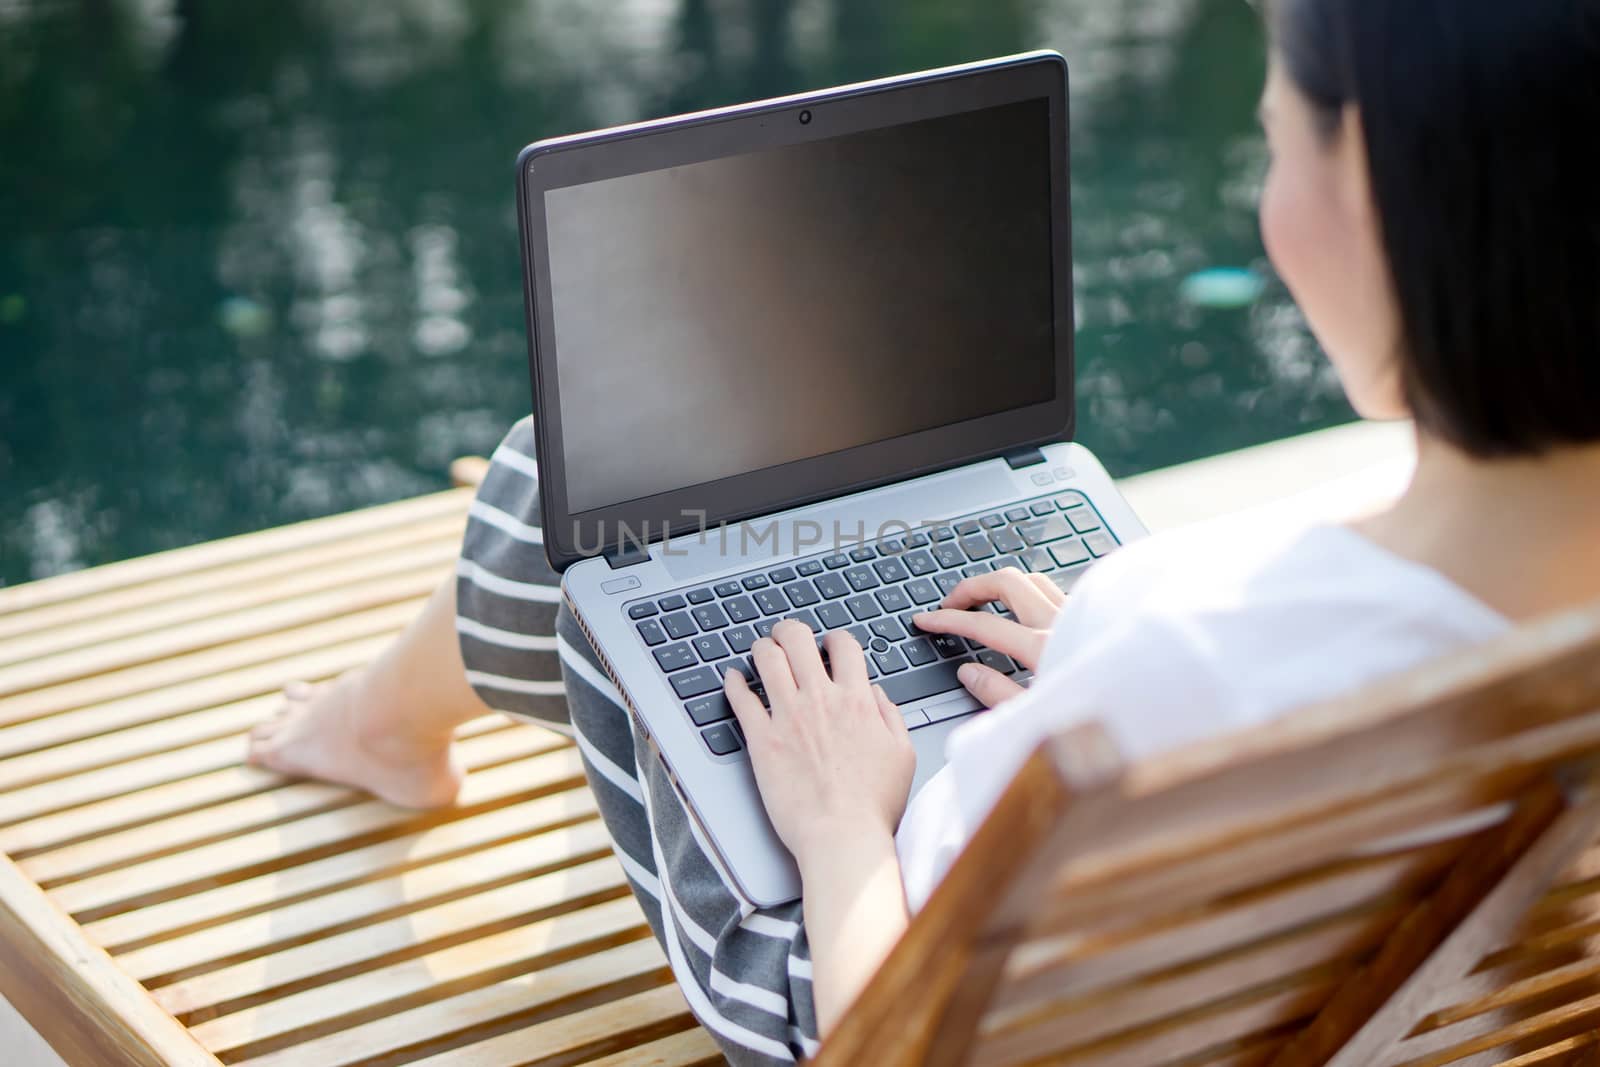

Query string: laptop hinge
[603,542,652,569]
[1003,447,1047,470]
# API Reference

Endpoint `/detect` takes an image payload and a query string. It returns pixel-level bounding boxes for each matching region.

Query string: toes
[284,680,315,702]
[246,718,291,768]
[246,730,297,774]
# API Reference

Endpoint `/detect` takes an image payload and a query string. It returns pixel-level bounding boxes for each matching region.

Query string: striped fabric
[455,417,819,1065]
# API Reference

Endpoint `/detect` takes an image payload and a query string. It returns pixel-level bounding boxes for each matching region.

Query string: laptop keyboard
[625,490,1119,759]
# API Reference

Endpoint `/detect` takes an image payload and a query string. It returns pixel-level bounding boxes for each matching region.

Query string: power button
[601,575,642,595]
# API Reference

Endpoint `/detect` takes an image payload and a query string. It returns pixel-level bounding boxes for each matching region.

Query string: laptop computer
[515,50,1147,906]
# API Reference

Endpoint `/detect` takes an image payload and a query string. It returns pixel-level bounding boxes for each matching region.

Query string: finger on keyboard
[908,608,1043,664]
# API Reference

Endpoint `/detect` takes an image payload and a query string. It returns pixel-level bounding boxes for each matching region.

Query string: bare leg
[247,576,489,808]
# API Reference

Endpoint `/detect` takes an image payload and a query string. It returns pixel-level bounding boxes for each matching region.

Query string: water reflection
[0,0,1352,584]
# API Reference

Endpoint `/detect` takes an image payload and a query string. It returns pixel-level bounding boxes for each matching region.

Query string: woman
[249,0,1600,1061]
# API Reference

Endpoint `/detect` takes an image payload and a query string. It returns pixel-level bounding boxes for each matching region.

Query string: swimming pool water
[0,0,1352,584]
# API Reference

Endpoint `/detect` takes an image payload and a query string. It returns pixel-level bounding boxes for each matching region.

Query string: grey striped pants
[454,418,819,1065]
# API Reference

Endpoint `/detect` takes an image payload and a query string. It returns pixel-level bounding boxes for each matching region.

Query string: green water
[0,0,1352,586]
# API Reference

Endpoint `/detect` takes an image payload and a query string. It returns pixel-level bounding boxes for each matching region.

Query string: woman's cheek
[1260,161,1311,301]
[1259,154,1409,420]
[1262,158,1352,354]
[1259,161,1360,394]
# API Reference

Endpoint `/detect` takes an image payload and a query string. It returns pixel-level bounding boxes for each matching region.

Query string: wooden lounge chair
[821,597,1600,1067]
[3,451,1599,1066]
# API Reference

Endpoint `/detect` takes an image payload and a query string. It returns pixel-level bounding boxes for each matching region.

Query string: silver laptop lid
[515,51,1075,569]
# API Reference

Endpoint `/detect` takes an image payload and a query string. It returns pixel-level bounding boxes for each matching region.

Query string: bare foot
[247,671,465,808]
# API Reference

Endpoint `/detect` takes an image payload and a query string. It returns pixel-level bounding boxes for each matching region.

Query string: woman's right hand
[911,567,1066,707]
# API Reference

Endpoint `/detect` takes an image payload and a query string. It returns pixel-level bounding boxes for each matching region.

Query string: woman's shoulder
[1069,509,1350,611]
[1060,509,1507,667]
[984,511,1510,768]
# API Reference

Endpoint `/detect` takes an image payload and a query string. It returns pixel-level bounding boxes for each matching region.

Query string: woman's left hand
[724,620,916,869]
[727,620,916,1034]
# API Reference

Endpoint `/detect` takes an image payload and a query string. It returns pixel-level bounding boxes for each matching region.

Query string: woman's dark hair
[1270,0,1600,458]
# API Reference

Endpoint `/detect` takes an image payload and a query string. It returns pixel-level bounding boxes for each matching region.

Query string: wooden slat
[47,745,587,920]
[0,765,292,857]
[1,694,290,794]
[0,713,512,858]
[0,600,422,728]
[0,544,455,698]
[575,1026,726,1067]
[998,793,1587,1067]
[401,983,697,1067]
[0,565,448,698]
[231,938,673,1067]
[1481,912,1600,974]
[1475,842,1600,961]
[0,853,219,1067]
[1497,1032,1600,1066]
[82,784,596,951]
[19,722,555,885]
[1420,953,1600,1039]
[0,487,470,617]
[1183,1029,1294,1067]
[982,908,1391,1057]
[0,634,388,766]
[40,775,353,885]
[998,840,1461,1016]
[1384,992,1600,1067]
[1,695,526,808]
[1039,773,1514,939]
[976,975,1339,1067]
[0,518,464,666]
[1320,788,1600,1067]
[1507,863,1600,940]
[0,706,511,839]
[0,737,286,833]
[185,895,649,1056]
[118,816,611,984]
[153,854,630,1017]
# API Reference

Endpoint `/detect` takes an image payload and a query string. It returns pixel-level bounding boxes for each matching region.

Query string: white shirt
[894,513,1510,911]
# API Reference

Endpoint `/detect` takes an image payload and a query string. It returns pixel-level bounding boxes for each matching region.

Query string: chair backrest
[817,599,1600,1067]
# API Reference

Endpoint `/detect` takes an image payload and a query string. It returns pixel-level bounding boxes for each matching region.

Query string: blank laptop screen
[544,97,1055,515]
